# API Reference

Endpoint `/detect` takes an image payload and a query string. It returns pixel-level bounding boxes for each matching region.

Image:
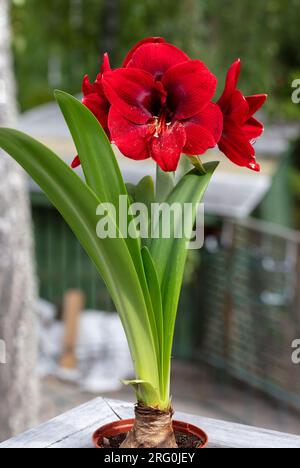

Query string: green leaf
[121,380,159,405]
[189,156,207,174]
[156,165,175,203]
[0,127,161,406]
[135,176,155,210]
[125,183,136,203]
[54,91,145,279]
[55,91,123,204]
[130,176,155,247]
[150,162,219,401]
[141,246,164,360]
[125,177,155,213]
[177,154,192,179]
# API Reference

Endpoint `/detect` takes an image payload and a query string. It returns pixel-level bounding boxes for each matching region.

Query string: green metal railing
[197,218,300,409]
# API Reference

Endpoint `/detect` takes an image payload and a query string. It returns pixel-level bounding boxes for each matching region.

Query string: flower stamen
[151,109,171,138]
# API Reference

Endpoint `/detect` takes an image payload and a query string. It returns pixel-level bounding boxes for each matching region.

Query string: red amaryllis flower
[102,38,223,172]
[217,59,267,172]
[71,54,111,168]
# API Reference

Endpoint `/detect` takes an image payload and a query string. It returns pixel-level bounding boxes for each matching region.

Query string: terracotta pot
[93,419,208,449]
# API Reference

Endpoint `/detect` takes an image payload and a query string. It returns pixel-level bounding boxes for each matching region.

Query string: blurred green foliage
[288,136,300,228]
[11,0,300,119]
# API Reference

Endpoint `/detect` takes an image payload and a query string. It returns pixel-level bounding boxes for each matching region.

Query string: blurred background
[0,0,300,442]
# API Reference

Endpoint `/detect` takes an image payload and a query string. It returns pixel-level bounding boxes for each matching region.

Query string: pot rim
[92,418,208,449]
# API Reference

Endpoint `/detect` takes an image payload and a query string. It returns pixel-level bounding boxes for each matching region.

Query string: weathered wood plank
[0,397,116,449]
[1,398,300,448]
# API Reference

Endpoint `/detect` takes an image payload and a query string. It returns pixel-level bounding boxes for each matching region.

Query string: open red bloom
[103,38,223,172]
[217,60,267,172]
[71,54,111,168]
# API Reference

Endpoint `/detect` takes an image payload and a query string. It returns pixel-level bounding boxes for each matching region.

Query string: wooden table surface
[1,397,300,448]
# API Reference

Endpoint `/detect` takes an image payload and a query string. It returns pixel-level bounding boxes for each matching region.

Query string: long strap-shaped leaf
[150,162,219,400]
[156,165,175,203]
[55,92,161,363]
[141,247,164,366]
[0,128,161,405]
[55,91,143,275]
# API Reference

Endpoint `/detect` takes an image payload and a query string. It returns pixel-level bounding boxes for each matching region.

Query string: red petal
[82,75,94,95]
[183,103,223,155]
[103,68,158,124]
[123,37,166,67]
[218,59,241,112]
[83,54,111,96]
[101,53,111,74]
[243,117,264,140]
[218,119,260,172]
[71,155,81,168]
[150,121,186,172]
[108,107,150,161]
[248,161,261,172]
[228,89,249,124]
[82,92,110,136]
[82,74,103,96]
[162,60,217,120]
[126,42,190,80]
[246,94,267,118]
